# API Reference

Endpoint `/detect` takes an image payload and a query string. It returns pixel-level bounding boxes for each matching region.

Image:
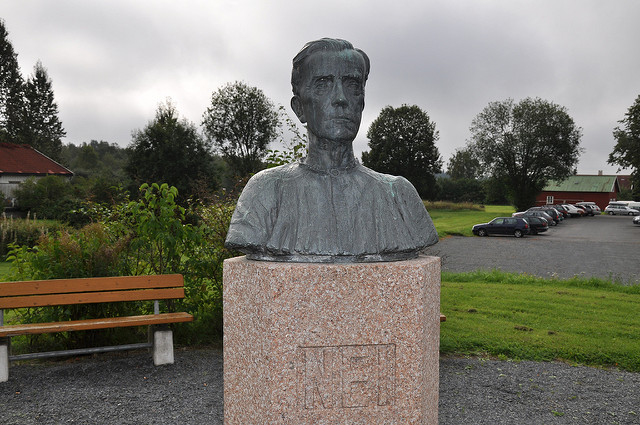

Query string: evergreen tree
[23,61,66,160]
[0,19,26,143]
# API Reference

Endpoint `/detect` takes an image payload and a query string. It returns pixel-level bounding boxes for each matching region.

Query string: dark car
[523,216,549,234]
[513,210,555,226]
[528,207,561,224]
[551,204,569,218]
[472,217,530,238]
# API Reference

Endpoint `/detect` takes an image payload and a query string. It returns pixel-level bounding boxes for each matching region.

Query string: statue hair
[291,38,370,96]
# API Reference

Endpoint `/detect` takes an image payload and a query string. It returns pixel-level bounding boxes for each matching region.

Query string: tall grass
[441,271,640,371]
[0,215,67,258]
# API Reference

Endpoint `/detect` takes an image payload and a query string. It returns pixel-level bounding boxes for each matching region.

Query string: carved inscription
[299,344,396,409]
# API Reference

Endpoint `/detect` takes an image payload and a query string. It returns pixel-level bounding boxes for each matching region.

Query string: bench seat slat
[0,288,185,309]
[0,312,194,337]
[0,274,184,297]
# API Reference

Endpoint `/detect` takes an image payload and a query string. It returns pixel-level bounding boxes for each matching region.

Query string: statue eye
[313,77,333,93]
[343,78,362,95]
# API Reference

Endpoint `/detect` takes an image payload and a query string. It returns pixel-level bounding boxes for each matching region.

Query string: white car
[633,215,640,225]
[576,201,601,214]
[562,204,584,217]
[604,204,640,216]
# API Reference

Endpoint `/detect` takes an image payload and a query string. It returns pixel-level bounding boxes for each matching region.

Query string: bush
[6,223,134,350]
[12,176,71,218]
[437,177,486,204]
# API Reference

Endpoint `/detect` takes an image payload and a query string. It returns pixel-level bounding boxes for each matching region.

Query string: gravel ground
[2,215,639,424]
[2,348,640,424]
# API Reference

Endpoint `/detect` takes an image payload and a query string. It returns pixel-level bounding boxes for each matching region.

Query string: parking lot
[423,214,640,284]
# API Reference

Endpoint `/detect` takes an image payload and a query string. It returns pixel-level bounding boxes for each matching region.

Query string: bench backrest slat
[1,288,185,309]
[0,275,186,309]
[0,274,183,297]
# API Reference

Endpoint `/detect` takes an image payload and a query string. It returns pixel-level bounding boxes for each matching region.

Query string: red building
[536,175,621,210]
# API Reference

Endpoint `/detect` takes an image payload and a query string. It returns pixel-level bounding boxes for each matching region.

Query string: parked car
[528,207,561,223]
[552,204,570,218]
[523,216,549,235]
[562,204,584,217]
[604,204,640,216]
[576,201,601,214]
[513,210,555,226]
[472,217,530,238]
[626,201,640,212]
[574,204,595,216]
[633,215,640,225]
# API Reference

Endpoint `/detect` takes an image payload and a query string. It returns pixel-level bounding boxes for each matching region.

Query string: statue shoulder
[358,165,419,194]
[241,163,301,192]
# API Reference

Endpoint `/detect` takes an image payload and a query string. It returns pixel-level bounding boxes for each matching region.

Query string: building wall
[0,175,32,198]
[536,191,616,210]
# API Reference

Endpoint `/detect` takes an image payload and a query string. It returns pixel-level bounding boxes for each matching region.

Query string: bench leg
[152,325,174,366]
[0,337,8,383]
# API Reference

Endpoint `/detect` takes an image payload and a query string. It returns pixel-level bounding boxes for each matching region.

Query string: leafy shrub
[6,222,134,350]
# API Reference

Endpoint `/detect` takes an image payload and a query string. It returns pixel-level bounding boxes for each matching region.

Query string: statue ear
[291,96,306,123]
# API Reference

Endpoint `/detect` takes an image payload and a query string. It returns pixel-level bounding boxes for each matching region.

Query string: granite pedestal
[223,255,441,424]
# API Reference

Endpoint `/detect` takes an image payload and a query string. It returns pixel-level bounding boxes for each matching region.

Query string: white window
[546,196,554,204]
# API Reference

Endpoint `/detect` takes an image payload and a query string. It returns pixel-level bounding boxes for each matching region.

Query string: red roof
[0,143,72,176]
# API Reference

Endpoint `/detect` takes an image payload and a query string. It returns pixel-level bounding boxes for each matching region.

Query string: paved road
[422,214,640,284]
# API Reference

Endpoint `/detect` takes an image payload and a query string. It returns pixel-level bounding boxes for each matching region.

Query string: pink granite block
[223,255,441,424]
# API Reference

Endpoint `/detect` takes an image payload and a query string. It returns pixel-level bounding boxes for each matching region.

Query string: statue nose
[331,81,348,107]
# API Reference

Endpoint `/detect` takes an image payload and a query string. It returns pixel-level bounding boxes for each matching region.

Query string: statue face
[292,49,366,144]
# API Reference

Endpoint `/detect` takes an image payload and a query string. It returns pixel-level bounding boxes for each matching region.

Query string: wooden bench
[0,274,193,382]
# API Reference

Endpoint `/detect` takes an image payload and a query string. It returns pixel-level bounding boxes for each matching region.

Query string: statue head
[290,38,370,144]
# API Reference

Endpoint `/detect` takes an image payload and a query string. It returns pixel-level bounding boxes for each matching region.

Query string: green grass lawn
[440,270,640,371]
[429,204,515,237]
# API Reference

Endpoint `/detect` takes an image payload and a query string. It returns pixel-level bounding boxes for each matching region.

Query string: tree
[0,19,26,143]
[608,94,640,200]
[447,148,482,180]
[202,81,280,177]
[362,104,442,199]
[468,97,582,211]
[22,61,66,160]
[264,106,308,168]
[126,100,218,201]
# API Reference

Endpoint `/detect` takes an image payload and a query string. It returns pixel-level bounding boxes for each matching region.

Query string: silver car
[604,204,639,216]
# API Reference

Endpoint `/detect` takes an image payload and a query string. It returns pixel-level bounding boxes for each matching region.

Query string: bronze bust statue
[225,38,438,262]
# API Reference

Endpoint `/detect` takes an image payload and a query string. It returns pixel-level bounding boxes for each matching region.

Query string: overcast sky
[4,0,639,174]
